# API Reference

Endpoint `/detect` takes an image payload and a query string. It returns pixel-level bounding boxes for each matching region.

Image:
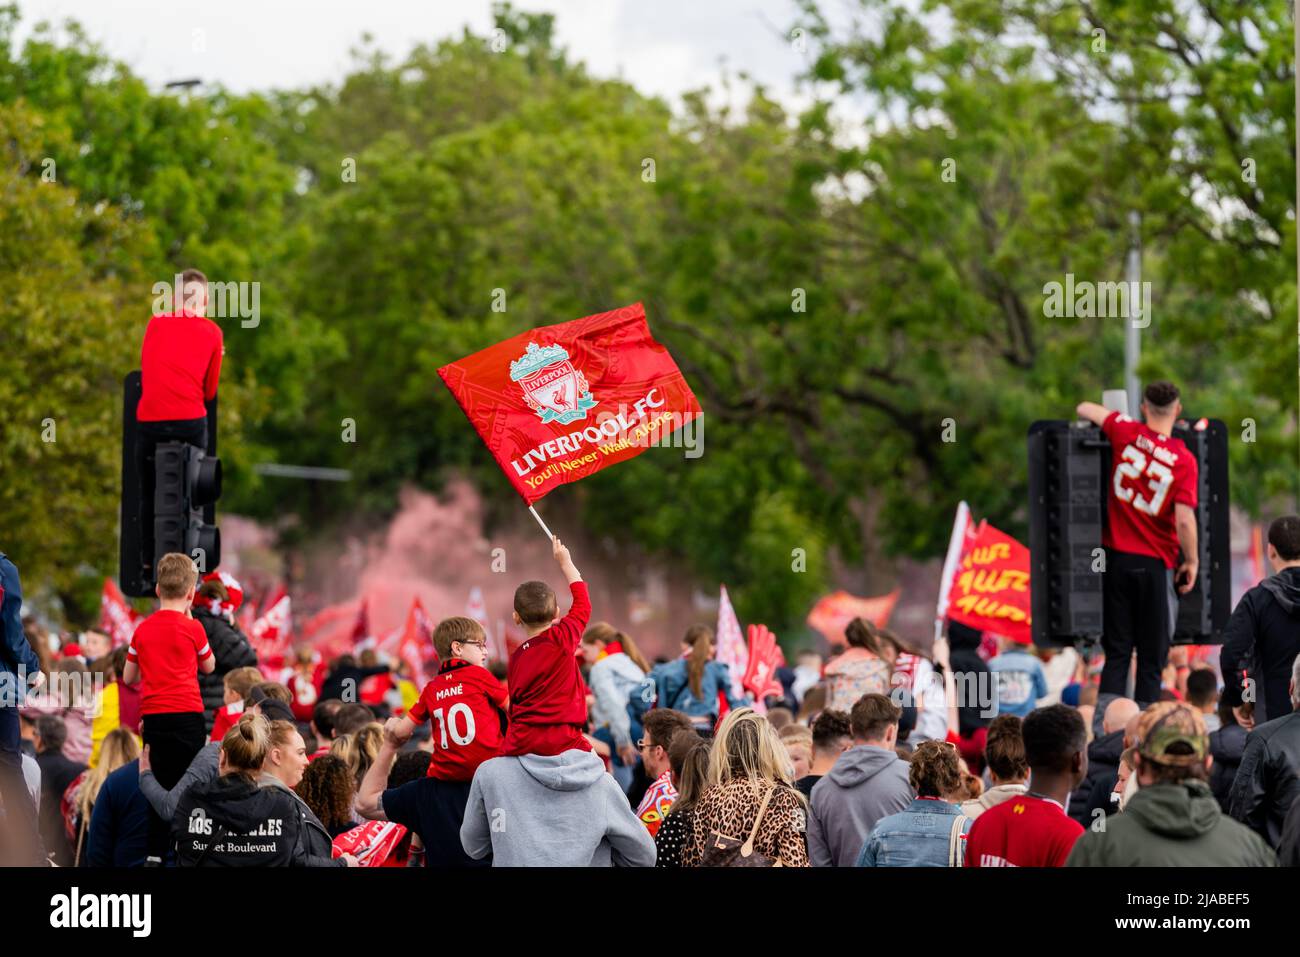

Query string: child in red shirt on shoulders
[120,552,215,863]
[383,617,508,781]
[501,536,591,757]
[208,665,263,742]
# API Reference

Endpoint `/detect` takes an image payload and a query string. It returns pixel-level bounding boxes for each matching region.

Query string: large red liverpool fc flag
[437,303,701,504]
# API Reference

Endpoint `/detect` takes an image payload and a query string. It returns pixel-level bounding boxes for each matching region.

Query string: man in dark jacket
[193,579,258,735]
[33,715,87,865]
[1221,515,1300,722]
[85,759,151,867]
[1068,702,1275,866]
[1209,701,1252,812]
[1070,697,1138,826]
[947,621,993,740]
[1229,656,1300,848]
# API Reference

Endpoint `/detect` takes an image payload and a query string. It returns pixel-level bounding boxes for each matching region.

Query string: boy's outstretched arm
[553,536,582,584]
[551,537,591,645]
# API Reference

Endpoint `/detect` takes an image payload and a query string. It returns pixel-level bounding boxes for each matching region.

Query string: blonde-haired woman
[171,714,356,866]
[682,708,809,867]
[68,727,139,865]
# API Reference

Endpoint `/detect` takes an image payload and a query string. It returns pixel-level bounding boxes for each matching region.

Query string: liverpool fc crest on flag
[510,342,598,425]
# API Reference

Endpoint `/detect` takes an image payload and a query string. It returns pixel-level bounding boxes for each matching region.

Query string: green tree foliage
[0,101,151,598]
[0,1,1292,637]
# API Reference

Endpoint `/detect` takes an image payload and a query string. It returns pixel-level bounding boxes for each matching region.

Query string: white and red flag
[715,585,748,701]
[332,820,408,866]
[249,594,293,661]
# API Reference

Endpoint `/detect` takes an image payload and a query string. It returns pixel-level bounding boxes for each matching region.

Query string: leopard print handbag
[700,783,783,868]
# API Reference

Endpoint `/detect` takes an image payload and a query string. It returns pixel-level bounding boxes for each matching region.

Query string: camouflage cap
[1136,702,1208,767]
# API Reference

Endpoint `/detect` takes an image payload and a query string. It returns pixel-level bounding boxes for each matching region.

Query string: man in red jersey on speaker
[1076,381,1199,707]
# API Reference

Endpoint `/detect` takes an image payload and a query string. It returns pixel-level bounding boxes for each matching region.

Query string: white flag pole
[528,505,555,541]
[934,501,971,644]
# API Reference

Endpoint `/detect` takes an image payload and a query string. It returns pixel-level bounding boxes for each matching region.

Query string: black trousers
[136,417,207,570]
[1100,548,1177,706]
[140,711,206,861]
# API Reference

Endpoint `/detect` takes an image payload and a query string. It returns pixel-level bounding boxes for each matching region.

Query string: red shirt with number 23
[1101,411,1198,569]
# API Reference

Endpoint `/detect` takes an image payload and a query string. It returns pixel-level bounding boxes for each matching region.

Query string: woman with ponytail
[823,618,895,714]
[581,622,652,790]
[171,713,356,867]
[651,625,750,736]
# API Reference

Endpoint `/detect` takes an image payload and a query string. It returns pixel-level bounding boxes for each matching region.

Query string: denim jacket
[650,659,749,729]
[855,798,971,867]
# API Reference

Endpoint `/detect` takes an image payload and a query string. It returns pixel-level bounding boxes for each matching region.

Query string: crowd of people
[0,508,1298,868]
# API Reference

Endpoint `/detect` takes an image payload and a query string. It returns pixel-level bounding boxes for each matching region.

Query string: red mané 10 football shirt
[126,609,213,715]
[408,659,509,782]
[1101,411,1198,569]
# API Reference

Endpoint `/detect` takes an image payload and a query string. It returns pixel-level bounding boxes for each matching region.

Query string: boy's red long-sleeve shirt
[137,313,223,422]
[501,580,592,757]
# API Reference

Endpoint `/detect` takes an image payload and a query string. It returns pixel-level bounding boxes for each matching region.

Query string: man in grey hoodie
[808,693,913,866]
[461,749,656,866]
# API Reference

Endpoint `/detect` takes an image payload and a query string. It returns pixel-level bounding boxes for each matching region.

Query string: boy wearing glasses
[385,617,507,780]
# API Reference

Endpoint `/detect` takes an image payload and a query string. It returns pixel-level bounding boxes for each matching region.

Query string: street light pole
[1124,210,1142,417]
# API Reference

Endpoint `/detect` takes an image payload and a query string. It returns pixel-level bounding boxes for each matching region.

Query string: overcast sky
[22,0,816,107]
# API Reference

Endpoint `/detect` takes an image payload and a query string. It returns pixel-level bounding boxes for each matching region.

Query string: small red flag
[100,579,141,648]
[397,597,436,679]
[350,598,370,646]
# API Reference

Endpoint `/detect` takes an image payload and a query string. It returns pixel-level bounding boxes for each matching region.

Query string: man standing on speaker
[136,269,223,573]
[1076,381,1199,707]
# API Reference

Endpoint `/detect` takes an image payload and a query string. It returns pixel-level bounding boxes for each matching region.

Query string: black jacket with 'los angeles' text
[172,774,300,867]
